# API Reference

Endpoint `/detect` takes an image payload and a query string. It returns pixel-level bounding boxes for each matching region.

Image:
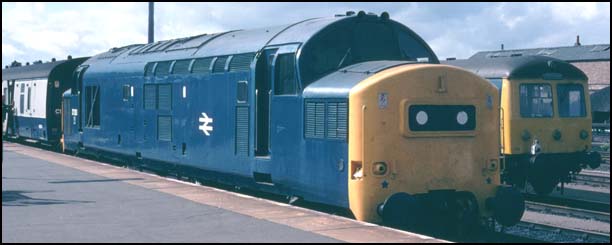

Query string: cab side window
[274,53,297,95]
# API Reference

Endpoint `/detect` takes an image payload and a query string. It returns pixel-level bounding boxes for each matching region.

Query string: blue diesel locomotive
[4,11,524,230]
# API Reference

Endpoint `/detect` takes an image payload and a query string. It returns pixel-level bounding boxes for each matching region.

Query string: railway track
[575,171,610,188]
[525,201,609,223]
[524,193,610,213]
[501,221,610,243]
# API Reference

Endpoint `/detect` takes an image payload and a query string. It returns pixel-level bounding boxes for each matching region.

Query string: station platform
[2,141,445,243]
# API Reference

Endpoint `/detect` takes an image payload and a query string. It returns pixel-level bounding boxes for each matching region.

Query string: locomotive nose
[485,186,525,226]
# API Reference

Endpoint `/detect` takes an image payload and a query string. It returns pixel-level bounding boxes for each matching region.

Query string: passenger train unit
[444,55,602,195]
[2,11,525,231]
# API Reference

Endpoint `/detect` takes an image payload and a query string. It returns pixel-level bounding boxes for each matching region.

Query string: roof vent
[346,11,355,16]
[33,60,43,64]
[51,58,56,62]
[4,66,8,69]
[26,62,30,66]
[67,55,73,60]
[501,44,504,50]
[446,57,456,61]
[11,61,22,67]
[357,11,366,17]
[510,53,522,57]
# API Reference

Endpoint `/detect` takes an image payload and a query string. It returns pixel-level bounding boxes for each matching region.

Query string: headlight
[521,130,531,141]
[579,130,589,140]
[373,162,388,175]
[552,129,562,141]
[416,111,428,125]
[456,111,468,125]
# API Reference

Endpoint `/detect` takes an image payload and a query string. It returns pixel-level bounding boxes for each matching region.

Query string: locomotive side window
[85,85,101,128]
[519,84,553,118]
[557,84,586,118]
[237,81,248,103]
[274,53,297,95]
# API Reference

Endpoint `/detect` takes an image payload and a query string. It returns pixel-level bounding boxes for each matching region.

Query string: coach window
[557,84,586,117]
[519,84,553,118]
[27,85,32,111]
[274,53,297,95]
[19,84,25,114]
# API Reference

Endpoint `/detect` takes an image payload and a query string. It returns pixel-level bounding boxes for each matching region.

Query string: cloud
[2,2,610,67]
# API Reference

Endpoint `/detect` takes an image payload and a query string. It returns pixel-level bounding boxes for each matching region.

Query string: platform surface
[2,142,444,243]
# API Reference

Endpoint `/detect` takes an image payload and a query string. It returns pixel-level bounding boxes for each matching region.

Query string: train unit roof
[2,57,89,81]
[443,55,587,81]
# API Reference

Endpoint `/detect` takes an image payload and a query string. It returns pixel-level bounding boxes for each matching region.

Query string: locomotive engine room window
[557,84,586,118]
[519,84,553,118]
[85,85,100,127]
[274,53,297,95]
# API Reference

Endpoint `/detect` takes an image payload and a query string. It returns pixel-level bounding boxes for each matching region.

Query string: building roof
[591,86,610,112]
[469,44,610,62]
[442,55,587,80]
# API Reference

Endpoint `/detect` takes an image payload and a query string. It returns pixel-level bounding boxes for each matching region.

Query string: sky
[2,2,610,68]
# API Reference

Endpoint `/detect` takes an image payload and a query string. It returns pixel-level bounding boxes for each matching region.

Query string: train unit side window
[274,53,297,95]
[19,84,25,114]
[519,84,553,118]
[85,85,101,128]
[557,84,586,118]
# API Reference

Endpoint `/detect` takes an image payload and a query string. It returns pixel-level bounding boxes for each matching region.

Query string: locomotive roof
[83,13,438,67]
[2,57,89,81]
[442,55,587,81]
[303,60,414,98]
